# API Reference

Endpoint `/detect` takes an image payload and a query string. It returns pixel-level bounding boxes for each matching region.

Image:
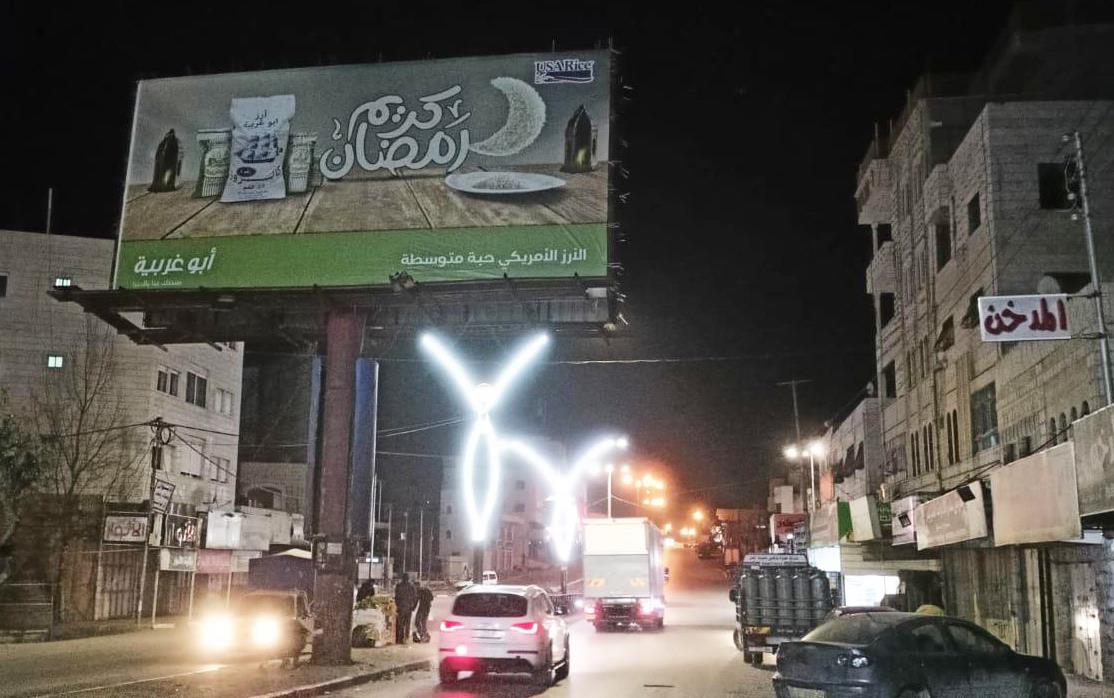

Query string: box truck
[582,517,665,631]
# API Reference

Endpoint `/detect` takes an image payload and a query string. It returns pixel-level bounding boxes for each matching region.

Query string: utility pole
[1071,131,1113,406]
[137,418,169,624]
[385,504,393,586]
[402,510,410,575]
[418,507,424,583]
[776,379,812,510]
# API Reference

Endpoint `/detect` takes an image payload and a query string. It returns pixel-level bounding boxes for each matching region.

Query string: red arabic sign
[978,294,1071,342]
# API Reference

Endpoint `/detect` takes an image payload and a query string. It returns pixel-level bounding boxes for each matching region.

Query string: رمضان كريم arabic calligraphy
[133,248,217,278]
[399,248,590,269]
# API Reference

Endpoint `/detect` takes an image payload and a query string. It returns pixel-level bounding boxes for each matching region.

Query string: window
[1071,407,1079,423]
[156,366,179,395]
[514,503,526,513]
[515,480,526,491]
[946,413,955,465]
[446,529,452,540]
[876,224,892,247]
[935,316,954,352]
[0,273,7,297]
[947,623,1005,656]
[157,367,168,393]
[935,223,952,270]
[879,293,895,327]
[53,275,73,288]
[970,383,999,453]
[209,456,231,483]
[911,432,920,476]
[47,354,64,369]
[967,193,981,234]
[908,623,951,654]
[961,288,984,329]
[179,440,204,478]
[882,361,896,398]
[217,388,235,417]
[1038,162,1078,210]
[446,504,453,515]
[1060,412,1068,437]
[1049,419,1058,446]
[185,372,208,407]
[451,593,528,618]
[1083,401,1091,417]
[906,352,916,389]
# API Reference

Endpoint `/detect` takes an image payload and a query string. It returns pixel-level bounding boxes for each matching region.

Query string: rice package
[220,95,296,202]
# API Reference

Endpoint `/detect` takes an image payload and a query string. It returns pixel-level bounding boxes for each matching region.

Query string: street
[343,547,775,698]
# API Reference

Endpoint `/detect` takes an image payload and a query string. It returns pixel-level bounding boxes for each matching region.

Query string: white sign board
[850,495,882,542]
[1073,404,1114,516]
[151,478,175,513]
[890,496,921,546]
[103,514,149,543]
[914,481,988,550]
[978,294,1071,342]
[992,443,1081,546]
[159,548,197,572]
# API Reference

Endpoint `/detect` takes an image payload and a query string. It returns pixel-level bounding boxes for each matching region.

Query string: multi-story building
[848,4,1114,682]
[0,229,243,621]
[439,438,566,581]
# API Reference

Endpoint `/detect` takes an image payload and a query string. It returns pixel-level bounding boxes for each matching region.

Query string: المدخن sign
[978,294,1072,342]
[115,51,612,291]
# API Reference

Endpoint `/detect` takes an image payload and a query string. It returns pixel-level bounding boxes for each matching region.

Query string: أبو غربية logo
[534,58,595,85]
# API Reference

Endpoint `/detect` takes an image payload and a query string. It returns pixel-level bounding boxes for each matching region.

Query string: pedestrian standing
[413,583,434,642]
[394,572,418,644]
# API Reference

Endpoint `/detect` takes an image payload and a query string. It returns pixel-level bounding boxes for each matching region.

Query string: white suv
[438,584,569,686]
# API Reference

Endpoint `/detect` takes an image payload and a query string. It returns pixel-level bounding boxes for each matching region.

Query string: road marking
[35,665,224,696]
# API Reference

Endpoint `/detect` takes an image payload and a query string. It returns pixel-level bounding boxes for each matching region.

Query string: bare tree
[0,391,41,584]
[31,317,148,620]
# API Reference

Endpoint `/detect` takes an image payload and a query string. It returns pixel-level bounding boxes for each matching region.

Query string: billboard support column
[311,308,363,665]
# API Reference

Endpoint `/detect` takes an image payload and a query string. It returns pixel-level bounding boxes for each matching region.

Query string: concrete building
[849,4,1114,683]
[0,229,243,622]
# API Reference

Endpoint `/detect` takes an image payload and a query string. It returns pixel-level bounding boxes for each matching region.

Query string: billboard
[991,443,1081,546]
[115,52,612,290]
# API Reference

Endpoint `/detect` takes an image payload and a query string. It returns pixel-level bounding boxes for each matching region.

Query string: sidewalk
[67,642,434,698]
[1067,674,1109,697]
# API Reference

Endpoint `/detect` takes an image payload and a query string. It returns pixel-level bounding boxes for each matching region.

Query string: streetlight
[692,509,705,522]
[784,439,825,512]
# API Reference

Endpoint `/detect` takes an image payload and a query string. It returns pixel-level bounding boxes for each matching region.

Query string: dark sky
[1,2,1018,511]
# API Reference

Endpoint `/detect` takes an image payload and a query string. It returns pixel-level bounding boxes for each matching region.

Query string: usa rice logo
[534,58,595,84]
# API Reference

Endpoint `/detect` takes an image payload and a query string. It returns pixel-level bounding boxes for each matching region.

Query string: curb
[247,660,431,698]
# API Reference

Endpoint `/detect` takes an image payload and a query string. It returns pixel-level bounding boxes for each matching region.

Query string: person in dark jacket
[394,573,418,644]
[356,579,376,602]
[413,583,435,642]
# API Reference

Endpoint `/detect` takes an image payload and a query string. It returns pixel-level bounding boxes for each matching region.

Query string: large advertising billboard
[115,52,611,290]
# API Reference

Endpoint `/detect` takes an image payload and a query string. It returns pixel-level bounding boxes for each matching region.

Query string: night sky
[1,2,1019,512]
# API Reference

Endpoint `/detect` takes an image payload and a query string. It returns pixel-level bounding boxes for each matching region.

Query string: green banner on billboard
[117,224,607,289]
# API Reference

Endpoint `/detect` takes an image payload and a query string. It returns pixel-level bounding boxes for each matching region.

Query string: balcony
[855,154,892,225]
[866,241,896,295]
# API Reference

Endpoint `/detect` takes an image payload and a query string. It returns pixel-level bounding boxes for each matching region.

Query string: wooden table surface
[122,165,607,241]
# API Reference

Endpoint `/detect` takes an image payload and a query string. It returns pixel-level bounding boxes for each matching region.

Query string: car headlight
[252,616,282,647]
[199,615,234,650]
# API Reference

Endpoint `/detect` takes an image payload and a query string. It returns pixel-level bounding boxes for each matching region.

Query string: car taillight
[510,621,539,634]
[440,620,464,632]
[836,654,872,668]
[638,598,661,614]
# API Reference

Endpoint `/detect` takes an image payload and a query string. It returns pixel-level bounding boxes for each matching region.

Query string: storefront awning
[991,443,1080,546]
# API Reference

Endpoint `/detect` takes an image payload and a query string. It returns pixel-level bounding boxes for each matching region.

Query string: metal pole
[188,567,196,621]
[226,568,232,606]
[386,504,393,585]
[418,507,424,583]
[1073,131,1113,406]
[808,452,817,512]
[607,470,613,518]
[136,423,162,624]
[151,564,160,627]
[403,510,410,575]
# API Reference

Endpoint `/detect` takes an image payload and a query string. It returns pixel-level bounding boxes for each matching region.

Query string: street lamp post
[784,441,824,512]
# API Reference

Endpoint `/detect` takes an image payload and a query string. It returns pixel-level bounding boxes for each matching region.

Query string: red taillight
[510,621,539,634]
[440,620,464,632]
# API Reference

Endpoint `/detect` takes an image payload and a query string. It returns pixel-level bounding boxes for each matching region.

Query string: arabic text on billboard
[115,52,611,290]
[913,482,988,550]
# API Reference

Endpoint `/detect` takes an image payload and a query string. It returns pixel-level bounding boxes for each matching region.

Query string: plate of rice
[444,171,566,195]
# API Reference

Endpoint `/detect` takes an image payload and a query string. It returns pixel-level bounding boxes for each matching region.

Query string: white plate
[444,171,566,195]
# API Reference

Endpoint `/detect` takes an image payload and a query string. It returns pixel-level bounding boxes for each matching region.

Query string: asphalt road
[0,622,222,697]
[344,547,776,697]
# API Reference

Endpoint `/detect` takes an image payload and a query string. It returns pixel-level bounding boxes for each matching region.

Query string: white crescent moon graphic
[470,77,546,157]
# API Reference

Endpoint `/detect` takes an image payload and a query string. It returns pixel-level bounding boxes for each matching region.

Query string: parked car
[823,605,897,621]
[195,589,314,665]
[438,584,570,686]
[773,612,1066,698]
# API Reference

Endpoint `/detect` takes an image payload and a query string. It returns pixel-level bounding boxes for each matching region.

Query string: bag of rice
[220,95,296,202]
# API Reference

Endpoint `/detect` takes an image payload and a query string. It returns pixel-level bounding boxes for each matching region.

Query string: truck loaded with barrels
[728,552,832,664]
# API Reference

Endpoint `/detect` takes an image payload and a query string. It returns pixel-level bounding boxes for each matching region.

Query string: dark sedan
[773,612,1065,698]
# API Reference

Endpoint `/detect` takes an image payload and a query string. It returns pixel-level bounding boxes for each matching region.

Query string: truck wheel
[439,664,457,684]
